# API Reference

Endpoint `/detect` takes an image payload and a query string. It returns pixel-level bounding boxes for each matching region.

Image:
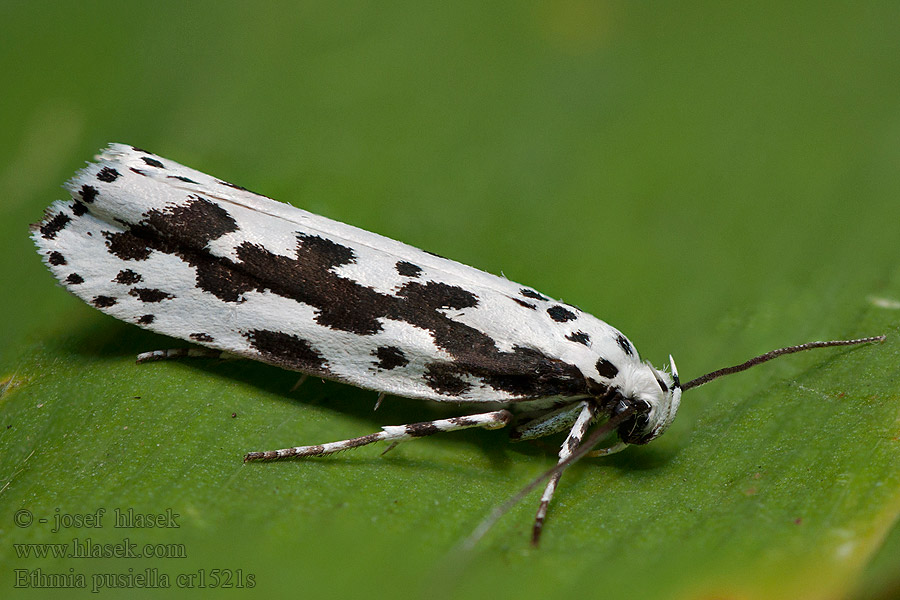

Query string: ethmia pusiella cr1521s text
[32,144,884,545]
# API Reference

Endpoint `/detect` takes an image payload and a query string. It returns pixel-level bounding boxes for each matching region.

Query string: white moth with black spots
[33,144,884,546]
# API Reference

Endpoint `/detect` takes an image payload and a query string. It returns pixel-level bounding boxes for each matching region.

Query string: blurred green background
[2,2,899,599]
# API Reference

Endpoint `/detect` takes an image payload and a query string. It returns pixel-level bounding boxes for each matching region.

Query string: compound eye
[616,398,653,444]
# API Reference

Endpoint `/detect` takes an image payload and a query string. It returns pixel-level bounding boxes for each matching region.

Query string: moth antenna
[681,335,885,391]
[460,405,637,550]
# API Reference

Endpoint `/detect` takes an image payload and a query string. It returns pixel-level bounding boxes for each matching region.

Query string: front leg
[531,402,627,546]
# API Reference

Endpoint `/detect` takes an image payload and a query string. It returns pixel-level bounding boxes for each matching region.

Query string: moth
[32,144,883,545]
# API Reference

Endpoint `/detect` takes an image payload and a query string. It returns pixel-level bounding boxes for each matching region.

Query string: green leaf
[2,2,899,599]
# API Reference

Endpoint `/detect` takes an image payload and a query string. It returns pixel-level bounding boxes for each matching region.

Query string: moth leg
[136,348,234,364]
[586,442,627,458]
[244,409,513,461]
[379,440,401,456]
[532,401,624,546]
[290,374,309,392]
[509,403,589,441]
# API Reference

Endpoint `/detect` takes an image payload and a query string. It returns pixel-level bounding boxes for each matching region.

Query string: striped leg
[531,402,627,546]
[244,409,513,462]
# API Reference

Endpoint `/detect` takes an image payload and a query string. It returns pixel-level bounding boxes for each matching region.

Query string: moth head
[614,356,682,445]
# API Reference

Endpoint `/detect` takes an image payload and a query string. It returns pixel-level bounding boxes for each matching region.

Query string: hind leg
[244,409,513,461]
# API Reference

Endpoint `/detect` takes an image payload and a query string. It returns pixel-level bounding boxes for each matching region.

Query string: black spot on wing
[615,333,634,356]
[104,196,238,262]
[65,273,84,285]
[190,333,214,342]
[128,288,174,303]
[566,331,591,346]
[169,175,198,184]
[92,295,117,308]
[96,167,120,183]
[79,185,98,203]
[398,281,478,311]
[520,288,550,302]
[547,305,577,322]
[104,230,153,261]
[48,252,66,266]
[144,195,237,245]
[137,314,155,325]
[299,233,355,265]
[193,257,257,303]
[512,298,536,310]
[141,156,164,168]
[424,363,472,396]
[114,269,142,284]
[423,345,586,399]
[71,201,88,216]
[475,347,585,397]
[40,212,71,240]
[373,346,409,370]
[395,261,422,277]
[130,168,146,176]
[244,329,328,373]
[595,357,619,379]
[234,234,373,332]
